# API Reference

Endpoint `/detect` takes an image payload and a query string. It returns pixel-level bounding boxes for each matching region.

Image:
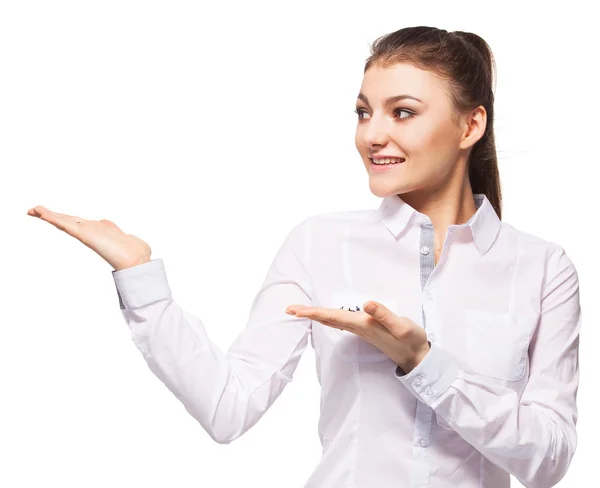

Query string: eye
[394,108,415,120]
[354,108,368,120]
[354,108,415,121]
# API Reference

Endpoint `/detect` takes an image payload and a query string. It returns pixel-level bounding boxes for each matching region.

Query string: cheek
[399,126,459,179]
[403,120,448,151]
[432,118,462,148]
[404,122,459,166]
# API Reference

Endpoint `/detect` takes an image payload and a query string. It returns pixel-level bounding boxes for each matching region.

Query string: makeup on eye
[354,107,416,121]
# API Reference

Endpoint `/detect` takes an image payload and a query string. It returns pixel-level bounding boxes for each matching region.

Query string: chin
[368,180,416,199]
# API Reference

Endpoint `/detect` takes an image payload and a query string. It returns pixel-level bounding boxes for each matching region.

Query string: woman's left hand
[285,301,430,374]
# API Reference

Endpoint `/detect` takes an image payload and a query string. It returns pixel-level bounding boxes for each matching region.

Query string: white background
[2,1,597,486]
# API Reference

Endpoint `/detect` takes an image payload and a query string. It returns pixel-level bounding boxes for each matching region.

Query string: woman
[27,26,581,487]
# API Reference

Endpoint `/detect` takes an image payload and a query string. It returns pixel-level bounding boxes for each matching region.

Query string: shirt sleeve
[111,218,314,444]
[394,245,581,488]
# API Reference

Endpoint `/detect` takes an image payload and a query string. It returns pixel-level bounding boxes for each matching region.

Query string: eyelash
[354,108,415,121]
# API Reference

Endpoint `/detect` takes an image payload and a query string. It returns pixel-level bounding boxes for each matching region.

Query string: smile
[369,157,405,171]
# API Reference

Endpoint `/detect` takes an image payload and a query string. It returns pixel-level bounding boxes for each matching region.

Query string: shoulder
[302,208,378,231]
[498,221,577,274]
[500,221,556,249]
[296,209,378,243]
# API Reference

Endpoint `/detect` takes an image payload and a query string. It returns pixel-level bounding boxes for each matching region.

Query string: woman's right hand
[27,205,152,271]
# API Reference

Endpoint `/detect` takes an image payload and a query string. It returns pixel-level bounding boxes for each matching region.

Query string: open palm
[27,205,152,271]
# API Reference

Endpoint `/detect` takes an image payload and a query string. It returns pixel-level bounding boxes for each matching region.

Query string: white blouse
[112,193,581,488]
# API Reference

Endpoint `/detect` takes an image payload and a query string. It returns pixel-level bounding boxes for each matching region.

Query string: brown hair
[364,26,502,219]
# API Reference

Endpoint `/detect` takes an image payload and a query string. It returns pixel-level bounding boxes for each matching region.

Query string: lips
[369,157,406,164]
[369,155,406,160]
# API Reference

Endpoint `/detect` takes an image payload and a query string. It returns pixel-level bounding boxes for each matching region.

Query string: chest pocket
[463,308,529,381]
[324,290,399,363]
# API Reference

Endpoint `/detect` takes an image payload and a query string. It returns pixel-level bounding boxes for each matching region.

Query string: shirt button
[418,437,429,447]
[425,386,433,396]
[420,245,430,255]
[414,378,423,386]
[428,333,436,342]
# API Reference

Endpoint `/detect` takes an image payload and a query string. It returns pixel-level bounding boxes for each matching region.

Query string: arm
[395,245,581,488]
[111,219,314,444]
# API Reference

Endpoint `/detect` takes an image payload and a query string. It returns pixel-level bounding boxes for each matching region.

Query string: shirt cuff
[394,342,460,406]
[111,258,172,310]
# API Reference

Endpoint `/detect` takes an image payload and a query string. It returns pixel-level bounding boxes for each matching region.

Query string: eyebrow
[357,92,423,107]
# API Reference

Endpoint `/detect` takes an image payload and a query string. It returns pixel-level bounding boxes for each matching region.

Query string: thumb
[363,300,405,337]
[99,219,123,232]
[363,301,389,320]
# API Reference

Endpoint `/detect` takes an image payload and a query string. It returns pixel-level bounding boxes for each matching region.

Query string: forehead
[360,62,448,105]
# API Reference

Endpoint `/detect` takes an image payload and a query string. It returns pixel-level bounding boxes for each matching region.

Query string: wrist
[401,341,431,374]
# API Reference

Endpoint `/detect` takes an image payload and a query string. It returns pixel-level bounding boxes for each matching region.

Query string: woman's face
[355,62,469,198]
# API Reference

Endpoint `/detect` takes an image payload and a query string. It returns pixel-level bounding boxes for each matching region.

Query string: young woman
[27,26,581,488]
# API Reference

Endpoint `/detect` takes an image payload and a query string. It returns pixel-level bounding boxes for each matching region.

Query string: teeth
[372,157,404,165]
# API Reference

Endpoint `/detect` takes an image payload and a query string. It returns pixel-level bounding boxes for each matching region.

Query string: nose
[361,114,389,148]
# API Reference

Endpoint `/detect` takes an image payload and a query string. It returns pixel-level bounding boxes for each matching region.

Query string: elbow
[210,431,236,445]
[518,424,577,488]
[182,403,245,445]
[520,461,569,488]
[201,421,242,445]
[202,417,246,445]
[203,400,255,445]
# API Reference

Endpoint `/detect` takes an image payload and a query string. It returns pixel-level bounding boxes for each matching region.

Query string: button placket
[408,217,435,477]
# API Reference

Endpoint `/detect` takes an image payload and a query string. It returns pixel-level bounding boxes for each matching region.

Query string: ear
[459,105,487,151]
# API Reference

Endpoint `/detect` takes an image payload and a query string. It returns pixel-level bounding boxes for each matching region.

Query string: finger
[363,301,406,338]
[314,318,347,331]
[29,206,87,224]
[27,205,50,218]
[285,305,310,314]
[295,307,362,333]
[28,206,88,234]
[99,219,123,232]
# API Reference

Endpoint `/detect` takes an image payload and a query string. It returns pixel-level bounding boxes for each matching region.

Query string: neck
[401,177,478,232]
